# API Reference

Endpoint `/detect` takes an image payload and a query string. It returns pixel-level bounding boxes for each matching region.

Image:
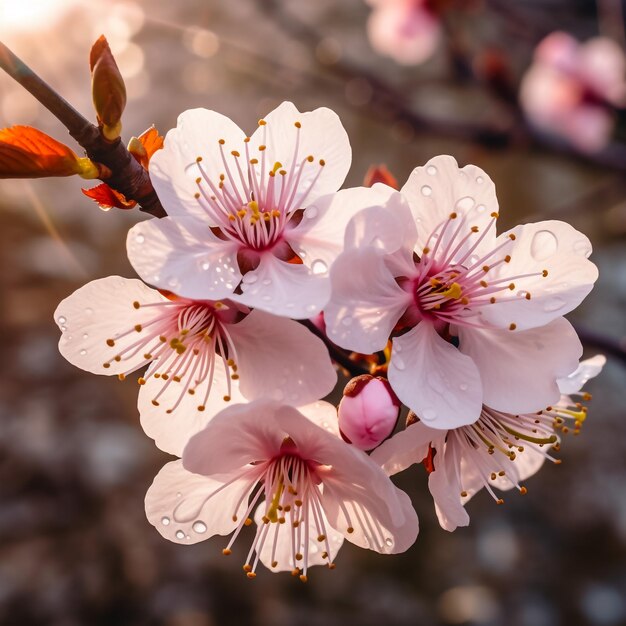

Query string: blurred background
[1,0,625,624]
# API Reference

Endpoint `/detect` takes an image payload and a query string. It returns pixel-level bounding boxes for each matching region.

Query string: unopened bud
[338,375,399,451]
[90,35,127,140]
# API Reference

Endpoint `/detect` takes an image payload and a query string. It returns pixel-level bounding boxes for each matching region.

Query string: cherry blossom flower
[325,155,597,428]
[145,400,419,580]
[520,32,626,152]
[126,101,382,319]
[54,276,336,454]
[366,0,441,65]
[372,356,605,531]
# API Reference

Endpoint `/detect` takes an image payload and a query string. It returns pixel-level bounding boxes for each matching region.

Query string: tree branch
[0,40,166,217]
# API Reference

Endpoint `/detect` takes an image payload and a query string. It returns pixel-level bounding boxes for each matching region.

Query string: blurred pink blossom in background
[520,31,626,152]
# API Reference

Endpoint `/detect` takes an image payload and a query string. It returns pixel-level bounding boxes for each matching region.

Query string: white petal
[458,318,582,414]
[480,220,598,330]
[557,354,606,395]
[428,440,470,532]
[149,108,247,219]
[139,365,246,456]
[249,101,351,207]
[388,322,483,429]
[145,460,252,545]
[227,309,336,405]
[298,401,341,439]
[371,421,440,476]
[54,276,164,376]
[232,253,330,318]
[183,399,284,476]
[253,502,344,573]
[289,185,413,271]
[401,155,498,262]
[325,247,411,353]
[127,216,242,300]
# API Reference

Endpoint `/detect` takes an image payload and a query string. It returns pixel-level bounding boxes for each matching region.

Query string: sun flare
[0,0,77,33]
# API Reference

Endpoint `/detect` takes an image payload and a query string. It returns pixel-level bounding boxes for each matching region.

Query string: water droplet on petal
[341,316,353,327]
[162,517,170,526]
[61,326,68,332]
[262,278,272,286]
[175,530,185,540]
[57,316,67,324]
[261,294,272,302]
[385,537,393,546]
[201,262,210,271]
[455,196,474,211]
[530,230,558,261]
[422,408,437,421]
[192,521,207,533]
[242,273,258,284]
[306,206,319,219]
[543,296,566,312]
[460,383,468,391]
[393,356,405,370]
[476,204,486,213]
[82,333,89,340]
[167,276,179,288]
[306,304,317,313]
[476,176,484,184]
[421,185,432,197]
[311,259,328,275]
[85,308,93,315]
[135,233,145,244]
[426,165,437,176]
[80,349,87,356]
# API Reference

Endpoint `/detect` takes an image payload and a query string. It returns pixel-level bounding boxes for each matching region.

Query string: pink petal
[388,322,483,429]
[248,101,351,208]
[480,220,598,331]
[231,253,330,319]
[127,216,241,301]
[458,317,582,414]
[227,309,336,405]
[401,155,499,263]
[138,365,246,456]
[145,460,254,544]
[325,247,411,354]
[54,276,164,376]
[371,421,439,476]
[557,354,606,395]
[298,401,341,438]
[149,108,247,220]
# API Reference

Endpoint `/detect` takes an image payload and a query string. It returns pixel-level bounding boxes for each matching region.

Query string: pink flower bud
[338,375,399,451]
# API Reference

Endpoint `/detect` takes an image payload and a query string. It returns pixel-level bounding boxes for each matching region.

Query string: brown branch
[0,40,166,217]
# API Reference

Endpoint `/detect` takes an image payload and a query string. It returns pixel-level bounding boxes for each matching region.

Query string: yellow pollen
[272,161,282,174]
[442,282,463,300]
[244,517,253,526]
[237,209,247,218]
[244,137,250,143]
[228,215,236,221]
[272,210,281,218]
[258,145,266,151]
[491,212,499,218]
[246,572,256,579]
[250,158,258,165]
[195,177,201,184]
[138,377,146,385]
[248,200,259,212]
[258,119,266,126]
[118,374,125,381]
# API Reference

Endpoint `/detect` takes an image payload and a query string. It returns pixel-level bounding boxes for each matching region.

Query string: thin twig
[0,40,166,217]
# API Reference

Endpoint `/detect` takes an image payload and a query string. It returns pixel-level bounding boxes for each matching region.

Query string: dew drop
[175,530,185,540]
[422,408,437,421]
[476,204,486,213]
[176,492,182,498]
[460,383,468,391]
[57,316,67,324]
[530,230,558,261]
[192,521,207,534]
[517,290,529,299]
[167,277,179,288]
[543,296,566,312]
[455,196,474,211]
[82,333,89,340]
[262,278,272,286]
[393,356,405,370]
[261,294,272,302]
[162,517,171,526]
[311,259,328,275]
[85,308,93,315]
[426,165,438,176]
[305,304,317,313]
[225,282,234,290]
[201,262,210,271]
[80,349,87,356]
[61,326,68,332]
[476,176,484,184]
[341,316,353,327]
[385,538,393,546]
[421,185,432,197]
[242,272,258,284]
[306,206,319,219]
[135,233,145,244]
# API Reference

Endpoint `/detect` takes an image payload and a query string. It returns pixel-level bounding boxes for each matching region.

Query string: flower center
[102,296,243,413]
[191,119,326,259]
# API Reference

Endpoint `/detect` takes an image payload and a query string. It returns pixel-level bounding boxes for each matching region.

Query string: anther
[106,339,115,347]
[196,156,203,162]
[449,212,458,219]
[258,145,266,151]
[482,265,490,272]
[490,297,496,303]
[480,280,488,288]
[195,177,202,184]
[509,323,517,331]
[471,226,479,233]
[197,405,205,411]
[504,255,511,263]
[347,527,354,534]
[294,121,301,128]
[306,155,314,162]
[134,324,142,332]
[460,491,468,497]
[496,498,504,505]
[103,363,111,369]
[151,400,159,406]
[258,119,266,126]
[231,150,240,157]
[520,486,528,495]
[271,560,278,568]
[246,572,256,579]
[508,283,515,290]
[509,233,516,240]
[491,212,499,218]
[224,395,231,402]
[138,377,146,385]
[319,159,326,166]
[118,374,125,381]
[542,269,549,277]
[218,139,225,145]
[133,301,140,309]
[222,548,232,555]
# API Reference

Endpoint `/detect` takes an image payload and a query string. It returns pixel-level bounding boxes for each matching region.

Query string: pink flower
[127,101,373,319]
[54,276,336,454]
[325,156,597,429]
[372,356,605,531]
[338,375,400,450]
[520,32,626,152]
[366,0,441,65]
[145,400,419,579]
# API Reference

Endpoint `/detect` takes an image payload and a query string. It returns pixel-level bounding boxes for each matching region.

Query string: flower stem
[0,40,166,217]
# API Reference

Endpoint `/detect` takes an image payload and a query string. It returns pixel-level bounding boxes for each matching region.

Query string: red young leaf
[128,126,165,170]
[82,183,136,210]
[363,164,399,189]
